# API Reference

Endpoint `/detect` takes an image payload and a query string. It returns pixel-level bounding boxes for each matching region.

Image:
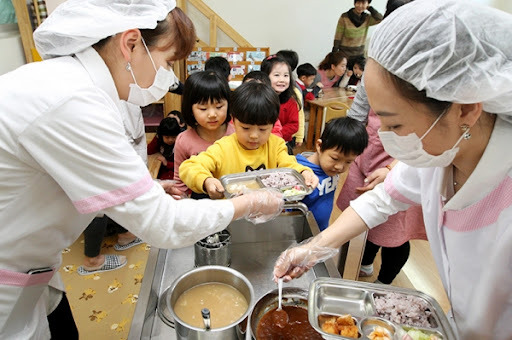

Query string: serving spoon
[272,278,289,328]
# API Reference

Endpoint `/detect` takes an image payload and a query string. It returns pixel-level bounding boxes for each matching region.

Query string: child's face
[162,135,177,146]
[316,143,358,177]
[268,63,290,94]
[331,58,348,77]
[353,64,363,78]
[192,99,228,131]
[301,75,316,88]
[233,118,273,150]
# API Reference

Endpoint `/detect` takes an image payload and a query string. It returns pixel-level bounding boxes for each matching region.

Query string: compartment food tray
[308,278,456,340]
[220,168,313,201]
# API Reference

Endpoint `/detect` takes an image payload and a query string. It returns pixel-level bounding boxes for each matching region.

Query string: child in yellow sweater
[180,81,319,199]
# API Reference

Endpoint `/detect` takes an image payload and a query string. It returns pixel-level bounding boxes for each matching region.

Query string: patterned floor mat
[59,233,150,340]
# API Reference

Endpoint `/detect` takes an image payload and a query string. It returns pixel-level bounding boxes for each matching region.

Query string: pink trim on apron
[0,268,55,287]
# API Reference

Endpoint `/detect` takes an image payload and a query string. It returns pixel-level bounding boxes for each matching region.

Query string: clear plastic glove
[204,177,225,199]
[156,180,187,200]
[355,167,389,194]
[301,170,319,189]
[238,188,284,224]
[273,237,338,282]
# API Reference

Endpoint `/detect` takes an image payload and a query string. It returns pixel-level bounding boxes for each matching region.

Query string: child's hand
[355,167,389,193]
[346,70,353,77]
[301,170,319,189]
[157,180,186,200]
[204,178,225,199]
[157,155,167,166]
[316,82,324,89]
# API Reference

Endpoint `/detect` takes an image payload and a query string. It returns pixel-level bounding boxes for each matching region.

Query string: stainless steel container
[308,278,456,340]
[165,265,254,340]
[249,287,308,339]
[194,230,231,267]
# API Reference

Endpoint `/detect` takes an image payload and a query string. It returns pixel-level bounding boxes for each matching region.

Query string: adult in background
[0,1,283,338]
[332,0,382,59]
[275,1,512,338]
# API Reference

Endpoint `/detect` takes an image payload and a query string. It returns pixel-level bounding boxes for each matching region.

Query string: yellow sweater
[179,133,311,194]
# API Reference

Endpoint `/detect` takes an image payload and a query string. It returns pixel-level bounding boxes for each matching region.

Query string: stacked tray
[220,168,313,201]
[308,278,456,340]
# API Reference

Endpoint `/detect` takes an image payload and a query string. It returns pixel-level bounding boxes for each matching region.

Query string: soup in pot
[173,282,248,329]
[256,305,323,340]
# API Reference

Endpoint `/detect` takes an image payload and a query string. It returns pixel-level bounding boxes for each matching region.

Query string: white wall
[202,0,381,68]
[202,0,510,70]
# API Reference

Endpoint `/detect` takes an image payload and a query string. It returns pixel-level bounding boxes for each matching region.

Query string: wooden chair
[321,101,351,133]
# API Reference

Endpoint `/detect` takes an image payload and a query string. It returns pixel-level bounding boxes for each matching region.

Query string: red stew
[256,305,323,340]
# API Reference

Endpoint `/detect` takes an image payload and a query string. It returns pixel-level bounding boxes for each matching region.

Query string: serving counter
[128,203,341,339]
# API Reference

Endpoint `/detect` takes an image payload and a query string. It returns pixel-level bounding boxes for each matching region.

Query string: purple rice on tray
[260,172,300,188]
[374,292,434,328]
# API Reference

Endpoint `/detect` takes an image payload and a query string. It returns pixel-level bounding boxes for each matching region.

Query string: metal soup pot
[166,265,254,340]
[249,287,309,339]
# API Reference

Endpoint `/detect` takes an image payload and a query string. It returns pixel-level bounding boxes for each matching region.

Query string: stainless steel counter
[128,203,341,340]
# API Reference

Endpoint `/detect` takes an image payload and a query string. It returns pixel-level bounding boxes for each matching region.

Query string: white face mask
[378,113,469,168]
[126,37,178,107]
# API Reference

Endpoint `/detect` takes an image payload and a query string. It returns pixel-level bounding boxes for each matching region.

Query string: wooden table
[147,153,162,179]
[306,88,354,150]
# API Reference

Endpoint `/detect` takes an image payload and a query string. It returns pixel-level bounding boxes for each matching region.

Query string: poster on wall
[246,51,266,62]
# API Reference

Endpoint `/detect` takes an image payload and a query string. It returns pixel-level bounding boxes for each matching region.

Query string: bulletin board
[185,47,270,81]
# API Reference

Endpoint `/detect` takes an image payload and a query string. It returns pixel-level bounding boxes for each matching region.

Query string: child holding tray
[179,81,319,199]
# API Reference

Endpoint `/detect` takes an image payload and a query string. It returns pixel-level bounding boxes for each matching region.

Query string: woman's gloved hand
[237,188,285,224]
[273,237,338,282]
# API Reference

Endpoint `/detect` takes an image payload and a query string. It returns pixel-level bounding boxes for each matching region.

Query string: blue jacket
[296,154,339,231]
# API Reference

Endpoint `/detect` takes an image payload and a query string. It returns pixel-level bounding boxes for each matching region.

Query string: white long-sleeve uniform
[0,47,234,339]
[350,116,512,339]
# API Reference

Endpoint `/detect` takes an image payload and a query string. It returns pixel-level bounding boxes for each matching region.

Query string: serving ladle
[272,278,289,328]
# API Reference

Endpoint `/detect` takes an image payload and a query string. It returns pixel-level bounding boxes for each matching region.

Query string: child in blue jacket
[297,117,368,231]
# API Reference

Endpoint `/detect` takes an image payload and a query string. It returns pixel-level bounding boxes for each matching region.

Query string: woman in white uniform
[274,1,512,339]
[0,1,283,338]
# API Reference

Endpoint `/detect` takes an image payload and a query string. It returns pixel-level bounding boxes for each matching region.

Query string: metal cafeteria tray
[308,278,456,340]
[220,168,313,201]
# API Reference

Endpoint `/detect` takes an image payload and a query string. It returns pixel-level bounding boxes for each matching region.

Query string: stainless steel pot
[249,287,308,339]
[194,229,231,267]
[165,265,254,340]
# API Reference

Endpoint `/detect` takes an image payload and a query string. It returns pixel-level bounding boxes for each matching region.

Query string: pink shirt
[173,125,234,193]
[317,69,341,89]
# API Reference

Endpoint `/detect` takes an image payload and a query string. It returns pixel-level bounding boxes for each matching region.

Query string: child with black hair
[297,117,368,231]
[261,55,303,151]
[242,71,283,139]
[275,50,306,148]
[348,56,366,86]
[173,71,234,196]
[147,116,183,180]
[276,50,299,72]
[179,81,318,199]
[166,109,187,132]
[296,63,318,102]
[205,56,232,81]
[243,70,271,85]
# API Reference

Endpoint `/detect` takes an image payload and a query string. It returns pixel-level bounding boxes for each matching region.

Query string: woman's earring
[461,124,471,140]
[126,62,132,72]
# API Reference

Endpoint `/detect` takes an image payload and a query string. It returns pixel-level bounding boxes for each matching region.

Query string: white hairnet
[368,0,512,119]
[34,0,176,60]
